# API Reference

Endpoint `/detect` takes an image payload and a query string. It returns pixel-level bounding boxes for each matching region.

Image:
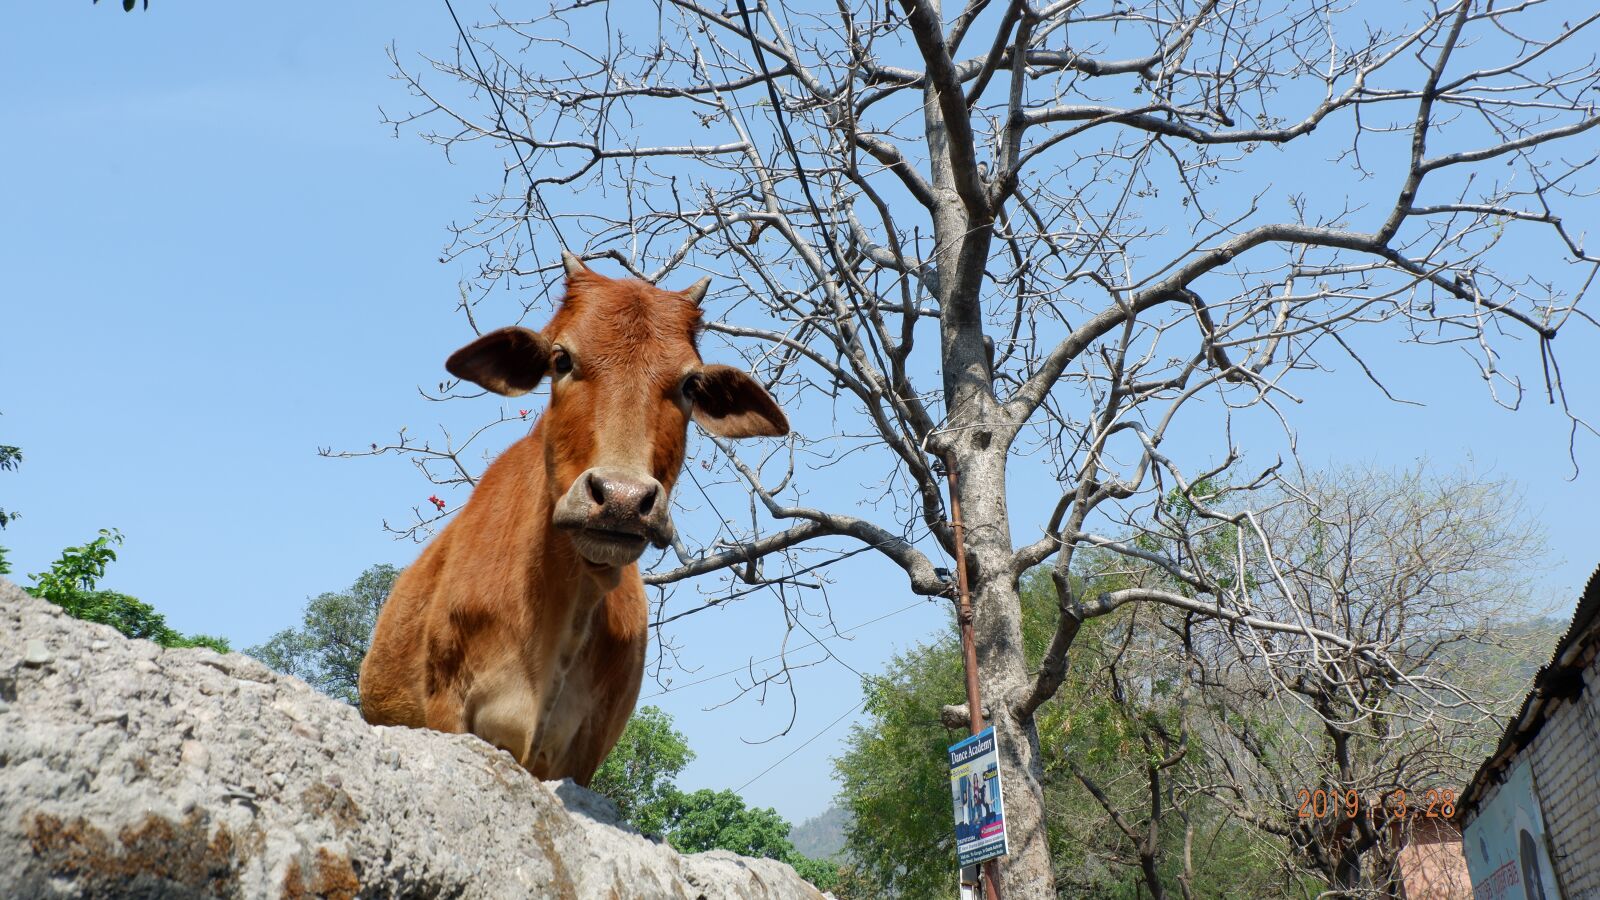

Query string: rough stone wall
[0,576,826,899]
[1526,644,1600,898]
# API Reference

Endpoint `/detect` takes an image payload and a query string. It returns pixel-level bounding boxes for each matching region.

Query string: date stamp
[1295,788,1456,821]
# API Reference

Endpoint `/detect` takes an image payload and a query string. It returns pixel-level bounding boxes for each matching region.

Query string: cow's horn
[561,250,586,277]
[683,276,712,307]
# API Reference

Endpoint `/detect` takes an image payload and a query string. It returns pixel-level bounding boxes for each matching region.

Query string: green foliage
[660,788,796,856]
[587,705,839,890]
[834,569,1119,897]
[590,705,696,835]
[1,418,20,567]
[169,632,233,653]
[0,441,18,533]
[27,529,123,607]
[784,853,843,892]
[25,529,229,651]
[569,705,835,888]
[657,788,839,890]
[246,564,399,705]
[834,629,967,898]
[833,468,1549,896]
[833,570,1285,898]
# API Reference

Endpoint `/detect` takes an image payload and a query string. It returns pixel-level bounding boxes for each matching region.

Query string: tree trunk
[957,443,1056,898]
[920,24,1057,885]
[1332,849,1363,896]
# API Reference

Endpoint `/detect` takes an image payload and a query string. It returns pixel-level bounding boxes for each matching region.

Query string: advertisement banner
[949,727,1008,867]
[1463,759,1562,900]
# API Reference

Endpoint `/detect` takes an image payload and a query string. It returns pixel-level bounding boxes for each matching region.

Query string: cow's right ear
[445,327,553,397]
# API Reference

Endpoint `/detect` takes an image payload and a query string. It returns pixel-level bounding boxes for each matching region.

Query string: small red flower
[428,495,446,511]
[519,409,531,418]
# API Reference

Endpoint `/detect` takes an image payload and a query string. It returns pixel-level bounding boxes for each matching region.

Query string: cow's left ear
[687,364,788,438]
[446,326,553,397]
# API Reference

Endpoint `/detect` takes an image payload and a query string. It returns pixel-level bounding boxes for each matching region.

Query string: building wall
[1524,644,1600,898]
[1397,818,1470,899]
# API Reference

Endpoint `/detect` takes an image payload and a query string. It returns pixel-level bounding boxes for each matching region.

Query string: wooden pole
[945,456,1003,900]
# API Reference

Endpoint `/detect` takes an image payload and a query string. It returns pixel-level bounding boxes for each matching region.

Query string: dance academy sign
[949,727,1008,867]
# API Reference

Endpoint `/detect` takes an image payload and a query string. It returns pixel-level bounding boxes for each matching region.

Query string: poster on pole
[949,727,1008,867]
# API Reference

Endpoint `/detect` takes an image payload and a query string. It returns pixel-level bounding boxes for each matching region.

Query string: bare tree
[1175,465,1555,896]
[357,1,1598,893]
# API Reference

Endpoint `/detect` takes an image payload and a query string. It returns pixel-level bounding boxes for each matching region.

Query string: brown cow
[358,253,787,784]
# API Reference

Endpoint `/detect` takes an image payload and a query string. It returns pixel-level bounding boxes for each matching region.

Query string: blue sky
[3,2,1597,828]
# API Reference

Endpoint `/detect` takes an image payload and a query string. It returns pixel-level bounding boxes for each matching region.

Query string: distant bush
[25,529,229,652]
[0,422,20,572]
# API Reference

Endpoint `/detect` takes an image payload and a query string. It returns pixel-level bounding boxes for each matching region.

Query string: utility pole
[944,456,1003,900]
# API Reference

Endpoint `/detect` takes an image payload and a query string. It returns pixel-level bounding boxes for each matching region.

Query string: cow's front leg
[463,673,539,769]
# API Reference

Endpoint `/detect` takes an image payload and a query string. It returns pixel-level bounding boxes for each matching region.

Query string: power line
[735,698,866,794]
[731,0,854,283]
[641,599,927,699]
[727,0,908,455]
[650,544,877,630]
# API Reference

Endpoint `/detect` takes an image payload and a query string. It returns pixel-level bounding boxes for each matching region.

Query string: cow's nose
[585,471,659,521]
[553,466,675,550]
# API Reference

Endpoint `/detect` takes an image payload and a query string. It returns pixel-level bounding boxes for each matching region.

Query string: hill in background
[790,804,851,862]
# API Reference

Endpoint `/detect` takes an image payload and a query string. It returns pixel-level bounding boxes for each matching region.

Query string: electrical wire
[642,599,926,698]
[735,697,867,793]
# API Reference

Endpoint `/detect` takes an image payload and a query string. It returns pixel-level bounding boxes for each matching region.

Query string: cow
[358,252,788,784]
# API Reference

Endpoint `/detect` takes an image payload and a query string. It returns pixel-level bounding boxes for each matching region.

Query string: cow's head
[445,253,788,568]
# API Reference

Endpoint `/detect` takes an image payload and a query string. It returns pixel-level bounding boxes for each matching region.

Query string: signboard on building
[949,727,1008,867]
[1463,759,1562,900]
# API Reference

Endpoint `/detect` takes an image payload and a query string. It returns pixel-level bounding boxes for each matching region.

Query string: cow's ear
[445,327,552,397]
[687,364,789,438]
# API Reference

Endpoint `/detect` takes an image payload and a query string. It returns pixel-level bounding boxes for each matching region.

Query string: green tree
[834,629,968,898]
[661,788,797,856]
[835,467,1557,897]
[589,705,696,835]
[660,788,839,889]
[0,417,19,575]
[247,564,399,705]
[25,529,230,651]
[834,570,1288,899]
[587,705,840,890]
[0,441,18,532]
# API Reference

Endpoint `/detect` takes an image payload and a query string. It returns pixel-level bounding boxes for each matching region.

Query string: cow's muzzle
[553,467,675,565]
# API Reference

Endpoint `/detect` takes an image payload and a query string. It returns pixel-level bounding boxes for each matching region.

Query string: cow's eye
[553,348,573,375]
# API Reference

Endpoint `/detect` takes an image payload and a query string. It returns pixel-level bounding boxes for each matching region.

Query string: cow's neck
[522,419,622,674]
[514,421,626,765]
